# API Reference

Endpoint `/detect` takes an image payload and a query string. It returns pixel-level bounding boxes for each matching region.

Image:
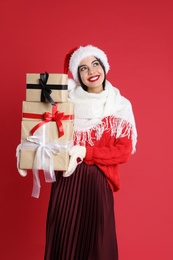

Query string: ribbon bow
[30,106,67,137]
[43,110,65,136]
[39,72,56,106]
[16,138,73,198]
[27,135,61,198]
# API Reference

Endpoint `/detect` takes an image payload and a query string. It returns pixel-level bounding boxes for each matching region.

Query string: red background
[1,0,173,259]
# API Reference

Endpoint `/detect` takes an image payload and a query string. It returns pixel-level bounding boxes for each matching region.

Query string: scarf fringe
[74,116,135,152]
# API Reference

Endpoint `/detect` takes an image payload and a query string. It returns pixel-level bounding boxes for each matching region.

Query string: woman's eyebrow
[79,60,98,69]
[78,64,86,69]
[91,59,98,64]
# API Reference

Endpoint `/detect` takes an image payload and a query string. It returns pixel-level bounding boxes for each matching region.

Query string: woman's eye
[80,66,87,72]
[93,61,99,67]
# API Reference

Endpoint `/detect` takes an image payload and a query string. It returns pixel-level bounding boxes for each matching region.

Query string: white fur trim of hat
[69,45,110,82]
[67,78,77,92]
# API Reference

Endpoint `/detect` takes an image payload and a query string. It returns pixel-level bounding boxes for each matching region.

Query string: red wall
[1,0,173,259]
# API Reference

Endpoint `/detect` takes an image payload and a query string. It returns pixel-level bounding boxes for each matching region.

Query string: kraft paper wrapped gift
[19,145,70,171]
[17,121,73,198]
[26,73,68,103]
[19,100,74,172]
[22,101,74,121]
[17,137,73,198]
[21,101,74,139]
[19,121,73,171]
[21,120,74,142]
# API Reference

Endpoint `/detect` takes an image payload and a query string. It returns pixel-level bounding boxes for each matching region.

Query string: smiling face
[78,56,105,93]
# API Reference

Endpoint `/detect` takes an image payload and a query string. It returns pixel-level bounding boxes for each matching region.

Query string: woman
[44,45,137,260]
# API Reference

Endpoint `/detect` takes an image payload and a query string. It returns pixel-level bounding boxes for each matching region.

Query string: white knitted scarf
[68,80,137,153]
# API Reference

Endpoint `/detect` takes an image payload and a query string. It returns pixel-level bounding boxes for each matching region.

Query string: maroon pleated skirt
[44,163,118,260]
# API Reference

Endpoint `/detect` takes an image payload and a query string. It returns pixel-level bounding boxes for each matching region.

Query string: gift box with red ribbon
[21,101,74,139]
[17,100,74,197]
[19,101,74,174]
[26,72,68,103]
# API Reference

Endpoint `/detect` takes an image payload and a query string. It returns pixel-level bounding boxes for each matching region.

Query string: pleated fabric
[44,163,118,260]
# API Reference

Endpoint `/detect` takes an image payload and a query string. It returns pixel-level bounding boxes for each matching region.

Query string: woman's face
[78,56,105,93]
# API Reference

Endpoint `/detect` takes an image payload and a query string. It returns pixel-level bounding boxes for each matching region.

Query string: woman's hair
[77,58,106,92]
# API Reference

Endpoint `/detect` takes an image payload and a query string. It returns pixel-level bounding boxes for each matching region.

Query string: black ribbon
[27,84,68,90]
[39,72,56,106]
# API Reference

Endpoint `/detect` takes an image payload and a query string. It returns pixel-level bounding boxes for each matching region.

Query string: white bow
[16,136,73,198]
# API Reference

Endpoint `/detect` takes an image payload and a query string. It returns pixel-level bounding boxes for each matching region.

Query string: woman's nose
[88,68,94,74]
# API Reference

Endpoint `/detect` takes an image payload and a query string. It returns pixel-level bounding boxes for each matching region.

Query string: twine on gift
[39,72,56,106]
[22,105,74,137]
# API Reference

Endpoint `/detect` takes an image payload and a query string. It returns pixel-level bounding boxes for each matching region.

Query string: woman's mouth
[88,75,100,82]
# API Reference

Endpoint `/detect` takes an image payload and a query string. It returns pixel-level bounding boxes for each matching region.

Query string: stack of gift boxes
[17,72,74,198]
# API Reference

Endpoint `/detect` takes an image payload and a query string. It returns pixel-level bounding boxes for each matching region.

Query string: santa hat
[64,45,110,83]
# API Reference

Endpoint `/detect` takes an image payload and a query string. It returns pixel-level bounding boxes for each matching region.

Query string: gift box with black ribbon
[26,72,68,104]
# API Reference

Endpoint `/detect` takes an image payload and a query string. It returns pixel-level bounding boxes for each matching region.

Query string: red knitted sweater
[80,117,132,192]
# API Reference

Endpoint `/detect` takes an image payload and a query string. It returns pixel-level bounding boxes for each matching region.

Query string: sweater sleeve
[84,132,132,166]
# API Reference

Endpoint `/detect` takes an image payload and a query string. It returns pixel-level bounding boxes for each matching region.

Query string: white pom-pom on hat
[64,45,110,83]
[67,78,77,92]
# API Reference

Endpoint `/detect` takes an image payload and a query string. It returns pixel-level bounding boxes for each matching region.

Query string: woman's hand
[63,145,86,177]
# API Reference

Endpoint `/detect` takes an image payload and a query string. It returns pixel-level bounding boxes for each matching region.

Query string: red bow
[23,105,73,137]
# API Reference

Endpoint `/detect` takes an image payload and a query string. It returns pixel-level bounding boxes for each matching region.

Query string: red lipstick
[88,75,100,82]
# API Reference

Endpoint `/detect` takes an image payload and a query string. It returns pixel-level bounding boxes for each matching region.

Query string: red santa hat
[64,45,110,83]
